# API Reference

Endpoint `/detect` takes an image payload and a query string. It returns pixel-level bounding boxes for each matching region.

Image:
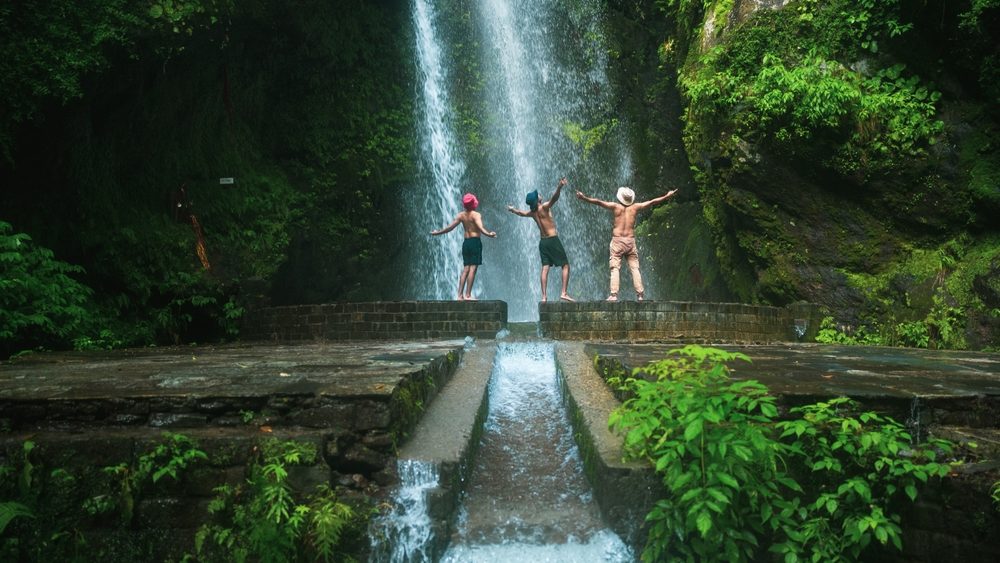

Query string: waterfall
[407,0,467,300]
[407,0,639,320]
[369,459,440,562]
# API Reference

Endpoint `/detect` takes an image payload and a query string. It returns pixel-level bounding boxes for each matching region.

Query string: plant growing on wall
[609,345,957,562]
[192,438,357,563]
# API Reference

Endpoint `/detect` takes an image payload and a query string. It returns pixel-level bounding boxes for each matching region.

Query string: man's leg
[560,264,574,301]
[540,265,550,302]
[464,265,479,300]
[608,239,623,301]
[626,248,644,300]
[458,266,470,300]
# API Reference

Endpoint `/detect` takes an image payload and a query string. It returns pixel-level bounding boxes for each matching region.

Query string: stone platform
[589,342,1000,428]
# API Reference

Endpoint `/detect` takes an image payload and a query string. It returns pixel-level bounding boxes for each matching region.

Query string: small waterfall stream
[372,342,632,561]
[441,342,632,561]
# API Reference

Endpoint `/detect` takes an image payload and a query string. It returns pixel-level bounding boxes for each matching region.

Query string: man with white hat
[576,186,678,301]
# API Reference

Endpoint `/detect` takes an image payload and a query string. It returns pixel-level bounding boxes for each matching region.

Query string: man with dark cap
[507,177,575,302]
[431,192,497,300]
[576,186,678,301]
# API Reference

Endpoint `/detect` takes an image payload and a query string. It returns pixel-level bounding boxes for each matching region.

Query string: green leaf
[696,510,713,537]
[684,418,704,441]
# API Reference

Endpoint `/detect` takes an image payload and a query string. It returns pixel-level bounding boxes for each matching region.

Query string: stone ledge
[242,301,508,342]
[554,341,659,552]
[540,300,822,343]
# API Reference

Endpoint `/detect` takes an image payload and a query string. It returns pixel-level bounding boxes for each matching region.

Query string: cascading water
[370,459,440,562]
[407,0,467,300]
[370,342,633,561]
[407,0,642,319]
[441,342,632,561]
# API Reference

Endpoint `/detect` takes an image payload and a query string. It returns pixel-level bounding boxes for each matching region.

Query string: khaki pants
[609,236,643,294]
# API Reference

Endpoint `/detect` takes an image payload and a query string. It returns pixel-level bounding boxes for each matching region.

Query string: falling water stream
[407,0,641,319]
[373,342,633,561]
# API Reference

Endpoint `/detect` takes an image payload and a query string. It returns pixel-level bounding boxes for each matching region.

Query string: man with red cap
[431,193,497,300]
[576,186,678,301]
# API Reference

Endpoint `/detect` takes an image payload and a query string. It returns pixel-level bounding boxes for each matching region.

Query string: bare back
[458,210,487,238]
[610,204,642,237]
[531,205,559,238]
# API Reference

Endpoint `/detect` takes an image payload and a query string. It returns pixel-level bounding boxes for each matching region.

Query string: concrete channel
[389,339,657,557]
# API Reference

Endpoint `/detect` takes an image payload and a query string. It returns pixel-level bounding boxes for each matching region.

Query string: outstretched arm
[575,190,616,210]
[635,189,678,211]
[507,205,531,217]
[475,214,497,238]
[431,217,460,236]
[545,177,568,208]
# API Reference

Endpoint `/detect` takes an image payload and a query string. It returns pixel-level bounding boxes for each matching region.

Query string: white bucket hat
[616,187,635,206]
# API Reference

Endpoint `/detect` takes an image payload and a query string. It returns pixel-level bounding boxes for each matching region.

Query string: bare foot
[541,296,547,302]
[457,295,465,301]
[606,294,617,302]
[464,295,478,301]
[637,293,645,302]
[560,294,575,302]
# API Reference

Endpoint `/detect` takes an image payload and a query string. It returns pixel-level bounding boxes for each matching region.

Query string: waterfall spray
[406,0,639,319]
[408,0,467,300]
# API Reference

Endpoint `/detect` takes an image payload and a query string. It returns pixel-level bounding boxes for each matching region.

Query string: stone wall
[241,301,507,341]
[540,300,822,343]
[0,343,464,561]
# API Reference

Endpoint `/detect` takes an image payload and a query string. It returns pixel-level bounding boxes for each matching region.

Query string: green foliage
[678,5,943,175]
[609,345,783,561]
[774,398,953,561]
[96,432,208,525]
[1,433,205,561]
[610,345,957,562]
[815,317,883,346]
[563,119,619,159]
[193,438,356,563]
[0,221,94,357]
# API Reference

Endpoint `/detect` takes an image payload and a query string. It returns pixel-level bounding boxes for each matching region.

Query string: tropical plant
[609,345,957,562]
[0,221,94,357]
[193,438,356,563]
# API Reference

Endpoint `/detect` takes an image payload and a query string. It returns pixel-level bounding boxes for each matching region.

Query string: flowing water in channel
[373,342,633,561]
[406,0,640,319]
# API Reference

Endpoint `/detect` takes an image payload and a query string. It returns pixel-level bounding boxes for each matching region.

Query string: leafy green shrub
[193,439,356,563]
[91,432,208,525]
[0,221,94,357]
[1,433,206,561]
[815,316,884,346]
[610,345,956,562]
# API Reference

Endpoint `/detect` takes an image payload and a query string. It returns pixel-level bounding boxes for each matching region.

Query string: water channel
[373,341,633,561]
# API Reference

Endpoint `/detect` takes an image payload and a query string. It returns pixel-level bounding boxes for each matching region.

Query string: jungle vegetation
[1,0,999,357]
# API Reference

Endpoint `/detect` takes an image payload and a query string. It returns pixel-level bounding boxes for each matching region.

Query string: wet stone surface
[589,342,1000,424]
[0,340,465,430]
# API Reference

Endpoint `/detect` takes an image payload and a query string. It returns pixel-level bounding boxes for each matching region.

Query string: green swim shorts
[538,235,568,266]
[462,237,483,266]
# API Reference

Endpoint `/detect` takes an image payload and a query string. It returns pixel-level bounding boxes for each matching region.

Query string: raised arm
[545,177,568,208]
[507,205,531,217]
[575,190,616,210]
[635,189,678,211]
[430,216,460,236]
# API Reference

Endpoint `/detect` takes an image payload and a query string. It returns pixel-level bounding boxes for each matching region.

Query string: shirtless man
[576,186,678,301]
[431,193,497,301]
[507,177,575,302]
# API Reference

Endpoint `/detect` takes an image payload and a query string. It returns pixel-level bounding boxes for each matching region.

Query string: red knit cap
[462,193,478,210]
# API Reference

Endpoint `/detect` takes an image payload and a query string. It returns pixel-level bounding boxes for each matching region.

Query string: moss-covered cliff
[643,0,1000,349]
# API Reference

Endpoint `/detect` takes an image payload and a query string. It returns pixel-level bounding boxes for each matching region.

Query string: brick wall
[540,301,822,343]
[241,300,508,341]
